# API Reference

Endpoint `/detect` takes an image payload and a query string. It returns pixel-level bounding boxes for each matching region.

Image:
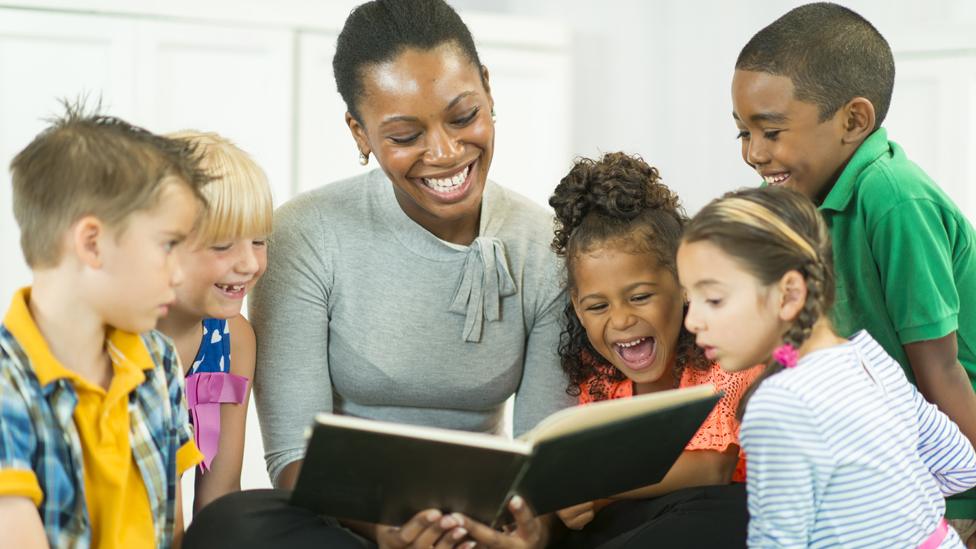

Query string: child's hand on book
[454,495,549,549]
[556,498,613,530]
[556,501,597,530]
[375,509,469,549]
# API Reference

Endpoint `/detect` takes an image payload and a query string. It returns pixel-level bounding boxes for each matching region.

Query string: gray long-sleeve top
[250,169,575,485]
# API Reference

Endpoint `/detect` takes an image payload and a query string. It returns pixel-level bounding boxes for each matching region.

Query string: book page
[519,384,717,444]
[314,413,533,454]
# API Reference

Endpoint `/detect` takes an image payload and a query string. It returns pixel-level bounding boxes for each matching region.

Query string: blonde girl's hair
[167,131,273,246]
[682,186,835,417]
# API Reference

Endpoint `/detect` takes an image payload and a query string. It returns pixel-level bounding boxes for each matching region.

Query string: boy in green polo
[730,2,976,535]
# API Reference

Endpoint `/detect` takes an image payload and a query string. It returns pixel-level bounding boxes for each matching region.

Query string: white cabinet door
[133,20,294,206]
[0,11,298,302]
[0,10,136,304]
[295,31,371,196]
[479,46,571,209]
[0,11,289,509]
[886,55,976,224]
[131,19,291,506]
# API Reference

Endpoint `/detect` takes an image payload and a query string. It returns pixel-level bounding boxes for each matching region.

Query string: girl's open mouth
[615,336,656,371]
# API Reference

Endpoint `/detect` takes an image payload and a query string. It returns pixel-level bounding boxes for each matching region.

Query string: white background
[1,0,974,521]
[455,0,976,218]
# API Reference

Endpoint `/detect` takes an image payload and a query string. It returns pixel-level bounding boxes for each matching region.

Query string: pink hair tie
[773,344,799,368]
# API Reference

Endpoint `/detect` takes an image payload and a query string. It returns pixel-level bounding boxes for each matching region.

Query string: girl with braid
[546,152,757,548]
[678,186,976,548]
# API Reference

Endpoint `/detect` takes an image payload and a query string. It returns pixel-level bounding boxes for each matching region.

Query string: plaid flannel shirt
[0,318,197,549]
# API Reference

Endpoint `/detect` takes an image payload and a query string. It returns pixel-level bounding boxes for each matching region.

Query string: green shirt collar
[820,127,890,212]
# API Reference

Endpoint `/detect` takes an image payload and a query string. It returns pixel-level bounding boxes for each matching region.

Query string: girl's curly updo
[549,152,710,400]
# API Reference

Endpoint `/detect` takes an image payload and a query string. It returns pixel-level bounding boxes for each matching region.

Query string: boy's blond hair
[9,103,209,268]
[167,131,273,246]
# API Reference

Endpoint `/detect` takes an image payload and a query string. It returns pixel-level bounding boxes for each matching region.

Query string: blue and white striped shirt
[742,330,976,548]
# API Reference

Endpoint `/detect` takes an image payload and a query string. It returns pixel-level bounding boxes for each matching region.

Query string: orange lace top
[578,361,762,482]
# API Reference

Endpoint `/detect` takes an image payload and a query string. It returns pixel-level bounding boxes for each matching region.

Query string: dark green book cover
[291,385,721,526]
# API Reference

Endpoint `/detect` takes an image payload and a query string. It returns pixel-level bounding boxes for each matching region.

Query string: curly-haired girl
[548,152,759,548]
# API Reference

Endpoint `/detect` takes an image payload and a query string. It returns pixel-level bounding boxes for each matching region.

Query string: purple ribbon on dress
[185,372,249,472]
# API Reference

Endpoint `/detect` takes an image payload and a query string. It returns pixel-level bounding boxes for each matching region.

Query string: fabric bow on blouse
[448,236,517,343]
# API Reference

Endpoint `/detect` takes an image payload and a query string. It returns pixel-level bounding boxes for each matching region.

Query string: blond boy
[0,106,208,548]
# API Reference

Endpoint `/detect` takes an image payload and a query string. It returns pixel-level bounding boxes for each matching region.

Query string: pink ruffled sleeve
[185,371,250,472]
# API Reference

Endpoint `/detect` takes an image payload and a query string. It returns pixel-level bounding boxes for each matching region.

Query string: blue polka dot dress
[188,318,231,375]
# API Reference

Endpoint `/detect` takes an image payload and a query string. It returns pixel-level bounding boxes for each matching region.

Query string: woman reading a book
[183,0,573,548]
[540,152,761,548]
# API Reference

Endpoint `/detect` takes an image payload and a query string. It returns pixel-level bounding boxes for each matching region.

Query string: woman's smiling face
[348,42,494,244]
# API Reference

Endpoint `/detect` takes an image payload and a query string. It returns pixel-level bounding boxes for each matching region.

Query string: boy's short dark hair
[736,2,895,129]
[9,101,209,268]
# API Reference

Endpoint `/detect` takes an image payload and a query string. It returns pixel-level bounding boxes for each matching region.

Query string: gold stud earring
[358,151,369,166]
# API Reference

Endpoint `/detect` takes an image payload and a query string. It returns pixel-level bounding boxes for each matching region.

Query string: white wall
[0,0,573,521]
[0,2,574,301]
[457,0,976,219]
[2,0,975,522]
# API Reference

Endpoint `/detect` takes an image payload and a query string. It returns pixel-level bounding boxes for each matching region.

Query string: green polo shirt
[819,127,976,517]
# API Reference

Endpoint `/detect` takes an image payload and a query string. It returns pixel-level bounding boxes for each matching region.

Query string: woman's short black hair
[333,0,484,122]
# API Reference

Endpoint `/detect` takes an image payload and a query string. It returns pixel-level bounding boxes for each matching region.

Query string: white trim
[0,0,571,50]
[0,0,361,30]
[897,47,976,61]
[892,27,976,56]
[313,413,533,455]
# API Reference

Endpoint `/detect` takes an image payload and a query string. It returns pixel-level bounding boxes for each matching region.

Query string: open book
[291,384,720,526]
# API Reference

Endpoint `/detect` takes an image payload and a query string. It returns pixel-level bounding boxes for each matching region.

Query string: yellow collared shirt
[0,288,202,548]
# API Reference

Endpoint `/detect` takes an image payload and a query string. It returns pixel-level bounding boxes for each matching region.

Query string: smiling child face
[171,235,268,320]
[731,70,854,203]
[571,246,685,394]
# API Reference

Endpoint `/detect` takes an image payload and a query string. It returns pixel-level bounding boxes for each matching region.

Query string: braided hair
[682,186,835,417]
[549,152,710,400]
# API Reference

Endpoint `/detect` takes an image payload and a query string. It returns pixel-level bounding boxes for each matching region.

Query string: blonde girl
[157,131,272,513]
